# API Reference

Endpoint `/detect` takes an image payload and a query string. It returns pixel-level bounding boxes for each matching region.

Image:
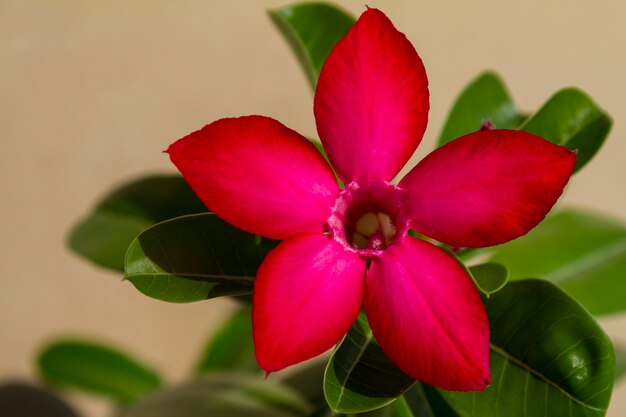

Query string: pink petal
[365,237,490,391]
[400,130,576,247]
[167,116,339,240]
[314,8,429,183]
[253,234,366,372]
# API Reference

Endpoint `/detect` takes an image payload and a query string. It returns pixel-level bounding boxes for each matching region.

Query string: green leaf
[468,263,509,297]
[615,343,626,383]
[308,137,328,161]
[437,71,526,147]
[117,373,312,417]
[392,383,460,417]
[282,360,327,405]
[195,305,257,374]
[440,279,615,417]
[520,88,612,172]
[37,339,162,404]
[125,213,277,303]
[269,2,355,90]
[324,314,415,413]
[68,175,206,271]
[487,208,626,316]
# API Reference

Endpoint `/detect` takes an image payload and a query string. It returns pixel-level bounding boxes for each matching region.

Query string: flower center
[327,181,408,257]
[352,212,396,250]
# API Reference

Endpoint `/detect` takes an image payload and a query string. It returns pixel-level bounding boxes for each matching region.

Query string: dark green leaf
[37,339,162,404]
[392,383,460,417]
[520,88,612,172]
[468,263,509,297]
[269,2,355,90]
[440,279,615,417]
[124,213,277,303]
[68,175,206,271]
[117,373,312,417]
[195,305,257,374]
[324,315,414,413]
[487,208,626,316]
[437,71,526,147]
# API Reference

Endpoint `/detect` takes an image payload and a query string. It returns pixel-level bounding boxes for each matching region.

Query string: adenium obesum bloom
[168,8,575,391]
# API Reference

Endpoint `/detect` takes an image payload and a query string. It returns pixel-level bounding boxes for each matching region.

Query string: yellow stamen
[355,212,380,236]
[378,212,396,245]
[352,231,369,249]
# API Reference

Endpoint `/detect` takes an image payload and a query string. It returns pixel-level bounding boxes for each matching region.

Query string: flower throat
[352,212,396,250]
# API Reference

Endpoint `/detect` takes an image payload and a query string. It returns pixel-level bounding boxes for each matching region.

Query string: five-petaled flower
[168,8,575,391]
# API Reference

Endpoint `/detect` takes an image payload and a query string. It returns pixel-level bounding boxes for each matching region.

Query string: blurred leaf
[615,343,626,383]
[437,71,526,147]
[195,305,257,374]
[282,360,327,405]
[68,175,206,271]
[440,279,615,417]
[117,373,312,417]
[487,208,626,316]
[324,314,414,413]
[37,339,162,404]
[269,2,355,90]
[520,88,612,172]
[392,383,460,417]
[125,213,277,303]
[0,381,81,417]
[468,263,508,297]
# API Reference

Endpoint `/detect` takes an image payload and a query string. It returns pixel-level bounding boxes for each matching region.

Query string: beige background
[1,0,625,415]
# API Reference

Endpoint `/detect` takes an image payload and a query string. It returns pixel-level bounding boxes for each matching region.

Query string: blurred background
[1,0,625,415]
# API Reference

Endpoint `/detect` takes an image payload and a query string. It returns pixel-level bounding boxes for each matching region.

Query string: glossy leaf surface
[269,2,355,90]
[195,305,257,374]
[69,175,206,271]
[37,339,161,404]
[324,314,414,413]
[118,373,312,417]
[440,279,615,417]
[125,213,277,303]
[520,88,612,172]
[437,71,526,146]
[468,263,509,297]
[487,208,626,316]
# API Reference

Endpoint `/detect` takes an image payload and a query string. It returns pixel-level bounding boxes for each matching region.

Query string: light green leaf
[487,208,626,316]
[117,373,312,417]
[324,315,414,413]
[269,2,355,90]
[440,279,615,417]
[125,213,277,303]
[195,305,257,374]
[68,175,206,271]
[437,71,526,147]
[520,88,612,172]
[468,263,509,297]
[37,339,162,404]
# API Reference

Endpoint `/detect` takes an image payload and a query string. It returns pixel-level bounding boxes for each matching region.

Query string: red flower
[168,8,575,391]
